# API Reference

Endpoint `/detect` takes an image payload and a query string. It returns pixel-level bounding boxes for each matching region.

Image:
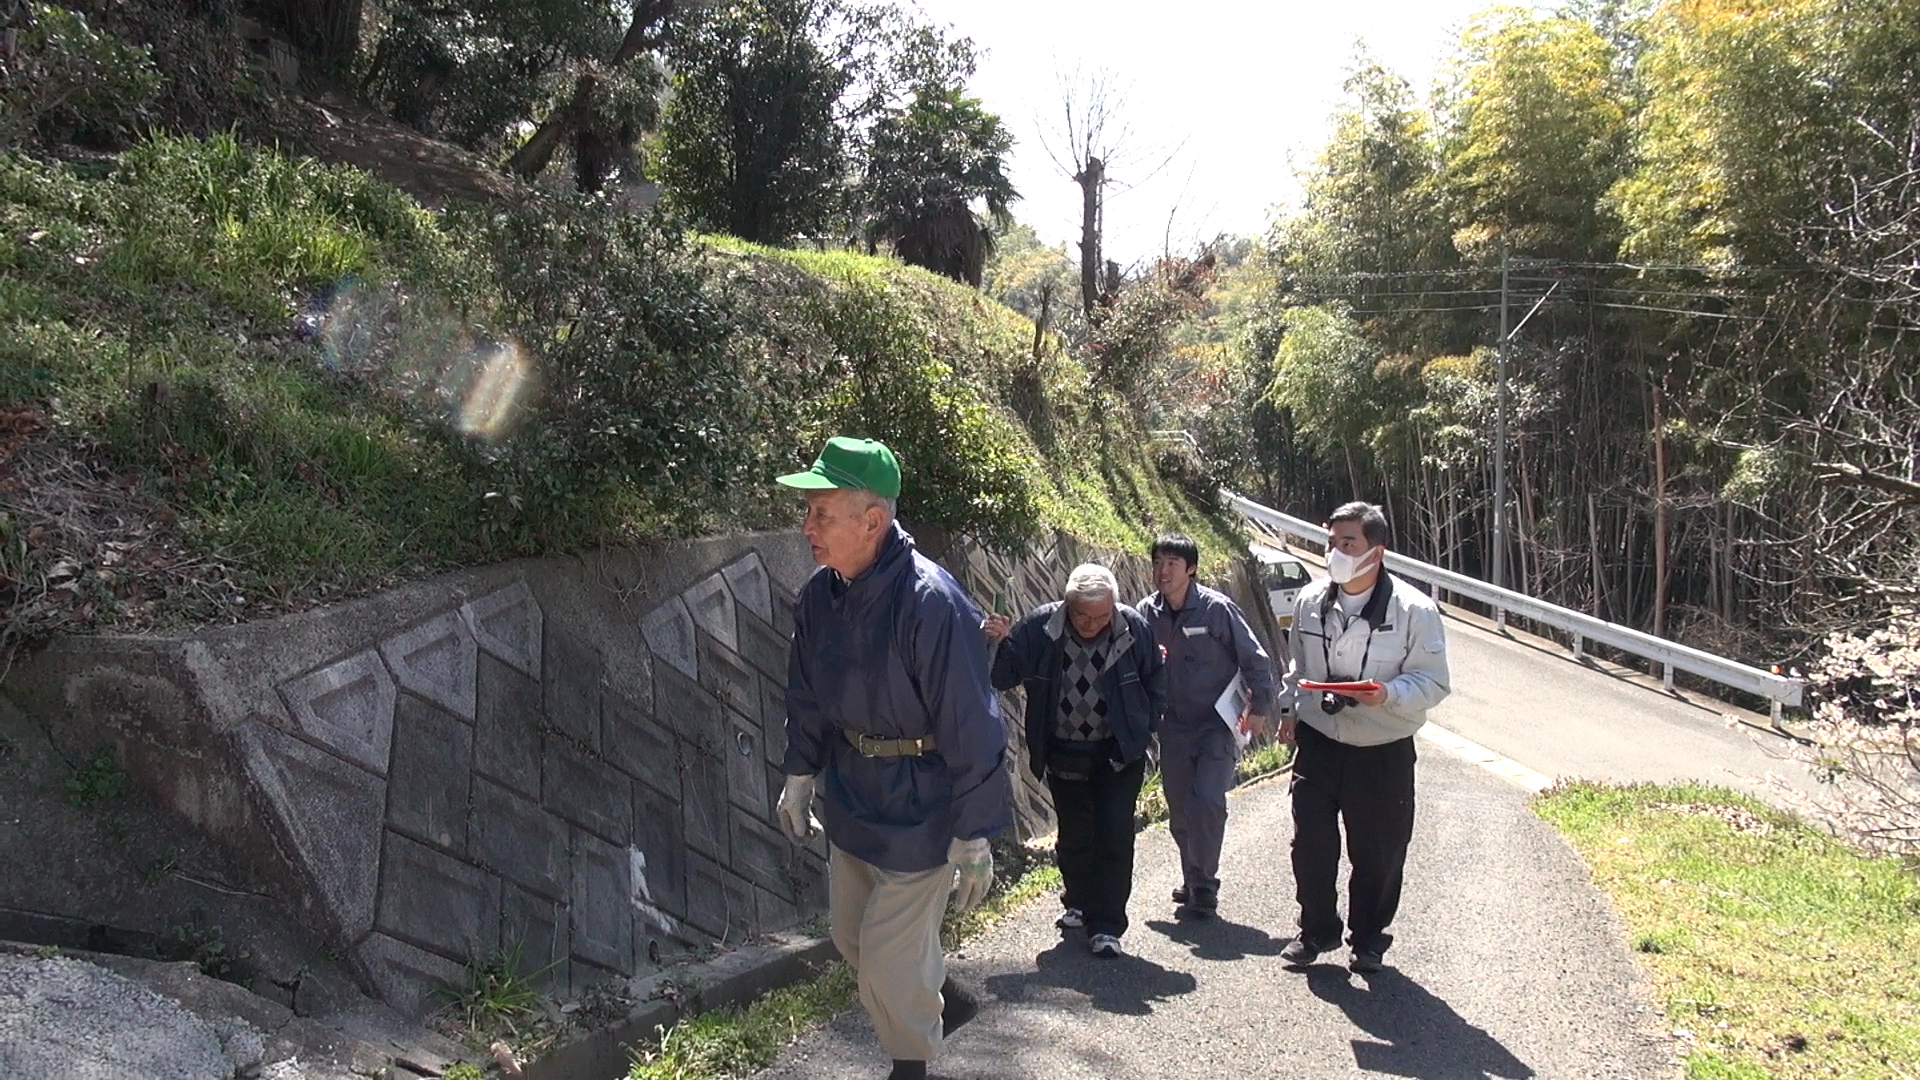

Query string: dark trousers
[1289,722,1417,954]
[1160,721,1237,895]
[1048,753,1147,938]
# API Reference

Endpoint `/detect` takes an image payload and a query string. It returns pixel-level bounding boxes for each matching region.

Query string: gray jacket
[1135,582,1276,733]
[1283,572,1451,746]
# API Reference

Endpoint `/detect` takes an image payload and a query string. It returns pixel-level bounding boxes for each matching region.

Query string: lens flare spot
[457,343,532,441]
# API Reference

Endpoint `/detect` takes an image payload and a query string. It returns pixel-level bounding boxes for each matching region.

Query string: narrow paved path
[760,749,1674,1079]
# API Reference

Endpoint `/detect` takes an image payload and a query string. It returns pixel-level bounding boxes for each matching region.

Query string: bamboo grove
[1196,0,1920,671]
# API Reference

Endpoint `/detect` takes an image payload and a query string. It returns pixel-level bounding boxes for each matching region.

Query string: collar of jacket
[829,522,914,612]
[1043,602,1135,658]
[1317,570,1396,627]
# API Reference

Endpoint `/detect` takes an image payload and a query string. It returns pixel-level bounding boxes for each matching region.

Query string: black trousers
[1289,722,1417,954]
[1048,752,1147,938]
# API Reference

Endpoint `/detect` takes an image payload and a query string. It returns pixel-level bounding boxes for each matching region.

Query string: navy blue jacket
[990,602,1166,779]
[783,524,1012,872]
[1136,582,1276,734]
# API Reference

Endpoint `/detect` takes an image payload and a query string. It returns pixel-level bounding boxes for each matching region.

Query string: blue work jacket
[1135,582,1277,734]
[783,524,1011,872]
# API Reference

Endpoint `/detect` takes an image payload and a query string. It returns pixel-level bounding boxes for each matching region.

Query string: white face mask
[1327,546,1380,585]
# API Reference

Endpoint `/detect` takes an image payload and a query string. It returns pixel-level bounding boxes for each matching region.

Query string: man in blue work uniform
[1135,533,1275,919]
[773,436,1011,1080]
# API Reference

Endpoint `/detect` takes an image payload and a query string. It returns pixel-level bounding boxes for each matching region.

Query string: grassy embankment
[0,135,1240,660]
[1535,781,1920,1080]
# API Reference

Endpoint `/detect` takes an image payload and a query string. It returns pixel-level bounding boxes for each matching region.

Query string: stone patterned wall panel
[235,720,384,942]
[790,849,828,910]
[639,597,698,681]
[759,678,787,769]
[631,778,686,920]
[386,695,473,854]
[471,777,568,901]
[378,612,479,722]
[541,740,630,846]
[736,609,788,683]
[696,631,757,720]
[461,581,544,679]
[682,572,738,651]
[721,553,773,625]
[755,886,799,934]
[652,663,722,746]
[569,830,634,976]
[500,885,568,993]
[276,650,396,775]
[541,627,603,752]
[724,711,768,818]
[730,814,792,899]
[679,740,730,864]
[474,652,543,799]
[684,853,754,939]
[376,833,501,961]
[602,691,679,801]
[770,589,796,640]
[355,933,468,1019]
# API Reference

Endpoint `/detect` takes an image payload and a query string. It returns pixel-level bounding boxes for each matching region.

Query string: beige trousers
[829,844,952,1062]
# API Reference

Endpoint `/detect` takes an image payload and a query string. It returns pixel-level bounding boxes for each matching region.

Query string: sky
[909,0,1499,265]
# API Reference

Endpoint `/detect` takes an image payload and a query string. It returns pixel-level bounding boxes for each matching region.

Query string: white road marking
[1418,722,1555,793]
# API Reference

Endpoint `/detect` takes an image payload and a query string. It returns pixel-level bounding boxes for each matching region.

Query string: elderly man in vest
[983,563,1165,958]
[774,436,1011,1080]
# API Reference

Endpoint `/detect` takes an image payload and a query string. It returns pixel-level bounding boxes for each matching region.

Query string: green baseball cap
[776,436,902,498]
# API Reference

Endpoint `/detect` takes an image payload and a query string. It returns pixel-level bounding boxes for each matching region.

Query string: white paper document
[1214,675,1252,751]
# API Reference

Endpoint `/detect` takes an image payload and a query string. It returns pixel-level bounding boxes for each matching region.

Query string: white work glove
[777,774,819,844]
[947,836,994,913]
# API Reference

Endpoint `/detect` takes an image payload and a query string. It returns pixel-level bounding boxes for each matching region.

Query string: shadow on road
[1143,916,1286,961]
[983,939,1198,1017]
[1303,964,1534,1079]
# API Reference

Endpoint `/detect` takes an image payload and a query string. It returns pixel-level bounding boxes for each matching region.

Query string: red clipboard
[1298,680,1383,694]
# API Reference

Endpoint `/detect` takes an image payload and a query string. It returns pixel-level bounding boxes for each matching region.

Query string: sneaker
[1180,885,1217,919]
[1280,935,1331,967]
[1055,907,1084,930]
[1088,933,1123,958]
[1348,949,1384,974]
[1170,885,1189,905]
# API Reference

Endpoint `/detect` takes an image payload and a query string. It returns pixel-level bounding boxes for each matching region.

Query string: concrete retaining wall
[6,524,1277,1018]
[7,533,827,1016]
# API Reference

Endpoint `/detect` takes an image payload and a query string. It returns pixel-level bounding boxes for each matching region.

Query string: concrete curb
[524,931,841,1080]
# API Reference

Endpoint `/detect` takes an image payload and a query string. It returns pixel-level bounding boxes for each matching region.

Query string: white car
[1254,547,1313,629]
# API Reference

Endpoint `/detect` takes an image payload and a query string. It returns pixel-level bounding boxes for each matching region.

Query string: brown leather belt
[844,729,937,758]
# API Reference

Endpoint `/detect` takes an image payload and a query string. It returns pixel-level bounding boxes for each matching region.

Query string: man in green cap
[774,436,1010,1080]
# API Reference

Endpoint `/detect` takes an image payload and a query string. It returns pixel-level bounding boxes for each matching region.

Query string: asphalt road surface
[761,749,1674,1079]
[759,579,1820,1078]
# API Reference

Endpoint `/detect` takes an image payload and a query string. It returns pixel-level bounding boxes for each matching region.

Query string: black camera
[1321,691,1357,715]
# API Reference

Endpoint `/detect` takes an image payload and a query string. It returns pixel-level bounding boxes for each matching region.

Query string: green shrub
[1,5,160,149]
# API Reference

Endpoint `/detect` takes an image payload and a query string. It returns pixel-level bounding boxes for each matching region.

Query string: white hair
[1062,563,1118,604]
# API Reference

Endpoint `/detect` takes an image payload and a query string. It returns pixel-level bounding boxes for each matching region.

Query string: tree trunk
[1075,156,1104,318]
[1588,491,1606,620]
[1031,283,1053,363]
[280,0,363,69]
[505,0,678,183]
[1651,377,1670,638]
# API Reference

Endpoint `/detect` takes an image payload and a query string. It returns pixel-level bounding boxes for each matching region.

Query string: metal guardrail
[1225,490,1806,723]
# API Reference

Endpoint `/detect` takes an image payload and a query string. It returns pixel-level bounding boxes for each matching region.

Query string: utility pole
[1494,244,1510,598]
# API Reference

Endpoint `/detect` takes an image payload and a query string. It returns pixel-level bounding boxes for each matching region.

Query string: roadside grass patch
[1534,780,1920,1080]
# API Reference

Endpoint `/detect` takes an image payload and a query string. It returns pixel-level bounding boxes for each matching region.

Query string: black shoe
[1180,885,1217,919]
[940,976,979,1037]
[1280,935,1331,967]
[888,1061,928,1080]
[1170,885,1189,905]
[1349,949,1385,974]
